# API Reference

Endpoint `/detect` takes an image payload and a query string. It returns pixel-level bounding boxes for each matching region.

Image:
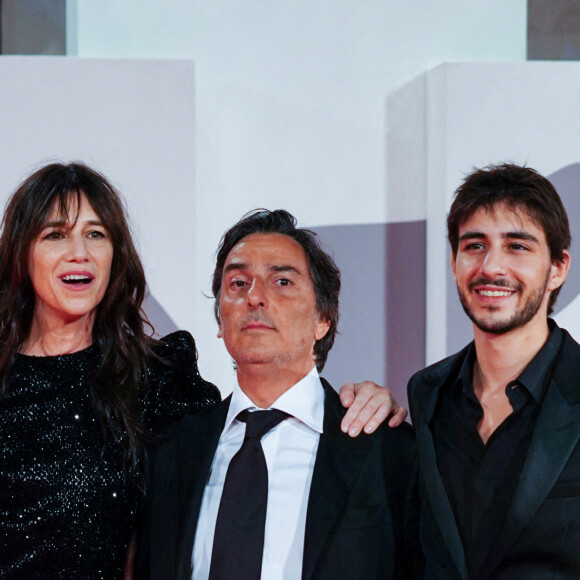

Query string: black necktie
[208,409,289,580]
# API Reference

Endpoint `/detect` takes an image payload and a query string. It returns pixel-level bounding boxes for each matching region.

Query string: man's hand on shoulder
[339,381,408,437]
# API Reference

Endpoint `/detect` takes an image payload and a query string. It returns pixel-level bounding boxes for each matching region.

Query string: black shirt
[431,323,563,577]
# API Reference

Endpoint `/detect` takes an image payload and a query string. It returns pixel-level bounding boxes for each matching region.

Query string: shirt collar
[457,342,476,398]
[224,366,325,434]
[517,319,563,403]
[458,319,563,404]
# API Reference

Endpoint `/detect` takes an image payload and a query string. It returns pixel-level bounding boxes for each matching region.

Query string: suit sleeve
[378,422,421,580]
[404,460,425,580]
[134,417,186,580]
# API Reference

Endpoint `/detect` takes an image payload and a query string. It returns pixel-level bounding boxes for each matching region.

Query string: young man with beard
[408,163,580,579]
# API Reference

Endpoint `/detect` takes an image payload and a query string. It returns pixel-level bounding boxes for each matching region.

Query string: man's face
[218,233,330,375]
[452,202,570,335]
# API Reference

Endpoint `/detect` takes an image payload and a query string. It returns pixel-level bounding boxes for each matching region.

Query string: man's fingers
[348,398,390,436]
[387,405,409,428]
[339,382,357,408]
[340,392,366,433]
[339,380,408,436]
[340,381,390,436]
[362,404,391,434]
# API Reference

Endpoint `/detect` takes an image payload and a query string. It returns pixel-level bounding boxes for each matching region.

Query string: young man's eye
[464,242,484,251]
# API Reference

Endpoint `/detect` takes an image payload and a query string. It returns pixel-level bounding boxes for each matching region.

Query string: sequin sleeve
[142,330,221,430]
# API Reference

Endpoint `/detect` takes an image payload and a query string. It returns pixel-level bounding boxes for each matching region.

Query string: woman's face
[28,194,114,328]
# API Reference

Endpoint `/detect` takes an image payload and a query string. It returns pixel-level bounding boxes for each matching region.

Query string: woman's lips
[58,271,95,289]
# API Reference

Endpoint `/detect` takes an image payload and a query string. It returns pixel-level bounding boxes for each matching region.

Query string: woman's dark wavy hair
[212,209,341,371]
[447,163,571,314]
[0,162,154,472]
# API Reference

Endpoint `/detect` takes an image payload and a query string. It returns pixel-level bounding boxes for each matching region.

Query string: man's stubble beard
[457,269,551,335]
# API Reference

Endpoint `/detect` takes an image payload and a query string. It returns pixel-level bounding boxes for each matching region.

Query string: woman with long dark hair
[0,162,220,578]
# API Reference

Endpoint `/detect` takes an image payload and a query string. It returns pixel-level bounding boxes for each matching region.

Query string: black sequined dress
[0,331,220,579]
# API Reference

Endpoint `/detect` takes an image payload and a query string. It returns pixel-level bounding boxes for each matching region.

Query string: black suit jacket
[408,328,580,580]
[135,379,418,580]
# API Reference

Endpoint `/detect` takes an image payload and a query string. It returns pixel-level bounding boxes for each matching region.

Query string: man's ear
[216,303,223,339]
[548,249,571,292]
[450,252,457,282]
[314,317,331,342]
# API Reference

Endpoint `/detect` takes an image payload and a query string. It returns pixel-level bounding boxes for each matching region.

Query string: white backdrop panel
[0,57,196,345]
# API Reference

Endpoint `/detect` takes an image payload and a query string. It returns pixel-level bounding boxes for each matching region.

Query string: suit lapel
[414,369,470,580]
[174,398,231,580]
[479,373,580,577]
[477,329,580,578]
[302,380,374,580]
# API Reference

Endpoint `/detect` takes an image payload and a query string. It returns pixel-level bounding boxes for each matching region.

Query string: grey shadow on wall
[314,221,426,409]
[142,293,179,338]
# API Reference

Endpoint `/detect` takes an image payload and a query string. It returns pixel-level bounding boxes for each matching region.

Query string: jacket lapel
[302,380,374,580]
[414,366,470,580]
[174,397,231,580]
[479,331,580,578]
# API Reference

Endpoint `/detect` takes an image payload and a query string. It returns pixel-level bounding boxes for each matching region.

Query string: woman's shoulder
[152,329,197,358]
[143,330,220,429]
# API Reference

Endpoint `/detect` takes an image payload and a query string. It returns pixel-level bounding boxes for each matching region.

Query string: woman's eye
[276,278,292,286]
[87,230,106,239]
[44,231,65,240]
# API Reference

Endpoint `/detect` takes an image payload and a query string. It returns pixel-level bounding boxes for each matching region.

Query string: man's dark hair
[447,163,571,314]
[212,209,340,371]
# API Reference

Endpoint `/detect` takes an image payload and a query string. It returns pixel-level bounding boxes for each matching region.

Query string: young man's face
[452,202,570,335]
[217,232,330,376]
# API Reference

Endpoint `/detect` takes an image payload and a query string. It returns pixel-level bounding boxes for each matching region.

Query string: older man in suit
[408,163,580,579]
[136,209,418,580]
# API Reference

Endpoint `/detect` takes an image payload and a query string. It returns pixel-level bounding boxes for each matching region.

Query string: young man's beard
[457,269,551,335]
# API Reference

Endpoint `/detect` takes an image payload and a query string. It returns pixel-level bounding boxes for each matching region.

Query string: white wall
[0,58,197,336]
[65,0,527,391]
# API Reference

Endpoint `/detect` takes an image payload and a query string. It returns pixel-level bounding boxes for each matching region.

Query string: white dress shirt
[192,366,324,580]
